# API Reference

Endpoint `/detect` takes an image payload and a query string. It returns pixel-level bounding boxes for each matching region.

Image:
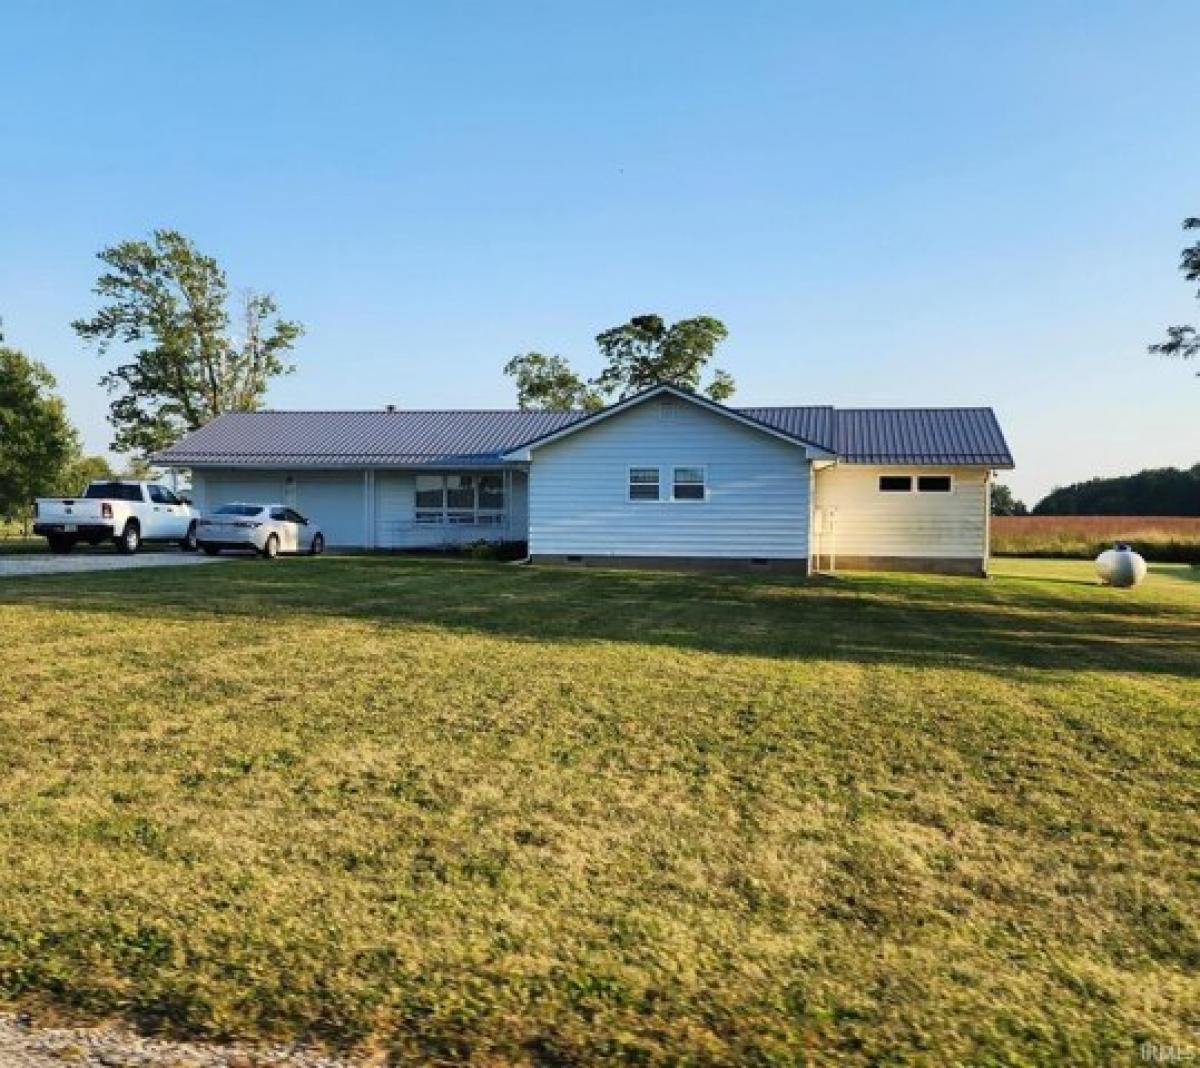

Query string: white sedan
[196,503,325,558]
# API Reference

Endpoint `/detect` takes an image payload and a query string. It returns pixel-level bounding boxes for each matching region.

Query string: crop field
[992,515,1200,563]
[0,556,1196,1064]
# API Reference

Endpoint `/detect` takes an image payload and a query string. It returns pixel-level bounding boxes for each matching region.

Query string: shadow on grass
[2,556,1197,678]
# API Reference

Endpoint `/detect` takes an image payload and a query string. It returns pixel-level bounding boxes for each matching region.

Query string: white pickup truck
[33,480,199,554]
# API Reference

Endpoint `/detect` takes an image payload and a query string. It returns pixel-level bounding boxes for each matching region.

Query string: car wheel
[201,544,221,557]
[116,521,140,555]
[180,522,198,552]
[262,533,280,560]
[47,535,74,554]
[310,533,325,556]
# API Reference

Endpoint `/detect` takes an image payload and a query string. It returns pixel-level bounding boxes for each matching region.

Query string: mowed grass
[0,557,1196,1065]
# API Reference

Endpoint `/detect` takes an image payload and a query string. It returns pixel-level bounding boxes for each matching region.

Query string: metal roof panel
[153,403,1013,468]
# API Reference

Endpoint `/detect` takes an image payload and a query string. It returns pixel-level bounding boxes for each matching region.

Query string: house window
[628,467,660,501]
[672,466,706,501]
[879,475,913,492]
[415,473,506,524]
[917,475,953,493]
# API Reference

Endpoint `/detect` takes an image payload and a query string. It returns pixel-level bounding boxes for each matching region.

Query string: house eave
[501,383,834,460]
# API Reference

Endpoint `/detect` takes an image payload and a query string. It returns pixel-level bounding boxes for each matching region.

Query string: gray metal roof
[154,401,1013,468]
[153,409,586,467]
[828,408,1013,465]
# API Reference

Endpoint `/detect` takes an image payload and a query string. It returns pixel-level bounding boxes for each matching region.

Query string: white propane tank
[1095,543,1148,588]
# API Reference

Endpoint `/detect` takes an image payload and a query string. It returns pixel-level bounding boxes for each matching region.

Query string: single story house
[153,383,1014,575]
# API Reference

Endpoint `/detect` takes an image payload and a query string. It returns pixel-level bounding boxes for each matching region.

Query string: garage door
[198,473,285,513]
[295,474,366,547]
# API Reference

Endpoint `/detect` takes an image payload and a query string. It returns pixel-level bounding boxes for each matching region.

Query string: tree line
[992,465,1200,517]
[7,208,1193,530]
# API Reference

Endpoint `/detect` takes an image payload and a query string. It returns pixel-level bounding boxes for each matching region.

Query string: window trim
[878,474,914,493]
[670,465,707,503]
[626,465,711,504]
[916,473,955,494]
[627,465,662,503]
[878,472,957,494]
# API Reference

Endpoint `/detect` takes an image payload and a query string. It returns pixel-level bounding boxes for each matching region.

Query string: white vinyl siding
[814,465,987,559]
[527,398,811,558]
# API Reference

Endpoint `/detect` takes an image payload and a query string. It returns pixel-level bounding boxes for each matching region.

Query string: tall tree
[1149,216,1200,374]
[990,483,1028,516]
[593,314,733,401]
[504,313,734,410]
[52,454,116,497]
[0,329,79,519]
[73,230,303,455]
[504,352,604,411]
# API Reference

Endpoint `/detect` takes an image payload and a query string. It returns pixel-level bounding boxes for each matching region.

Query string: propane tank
[1095,543,1148,588]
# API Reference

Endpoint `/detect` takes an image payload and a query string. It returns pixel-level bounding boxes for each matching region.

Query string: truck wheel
[180,522,198,552]
[310,533,325,556]
[261,533,280,560]
[201,544,221,557]
[47,535,74,554]
[116,520,141,555]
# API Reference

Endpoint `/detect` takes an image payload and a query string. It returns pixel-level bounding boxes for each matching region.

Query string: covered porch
[371,467,528,549]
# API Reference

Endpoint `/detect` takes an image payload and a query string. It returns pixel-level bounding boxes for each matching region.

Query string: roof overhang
[151,457,521,470]
[501,383,836,461]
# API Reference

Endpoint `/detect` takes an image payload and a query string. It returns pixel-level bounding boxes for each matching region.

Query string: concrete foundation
[531,554,810,575]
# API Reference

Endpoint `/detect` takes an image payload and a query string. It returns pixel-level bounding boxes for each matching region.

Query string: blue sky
[2,1,1197,503]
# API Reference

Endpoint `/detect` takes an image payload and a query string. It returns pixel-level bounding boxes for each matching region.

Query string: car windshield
[213,504,265,517]
[83,482,143,502]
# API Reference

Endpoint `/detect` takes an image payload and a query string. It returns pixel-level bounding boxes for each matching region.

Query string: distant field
[993,515,1200,563]
[0,556,1196,1064]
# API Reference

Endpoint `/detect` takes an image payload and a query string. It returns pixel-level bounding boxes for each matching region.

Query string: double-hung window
[628,467,660,501]
[672,466,706,501]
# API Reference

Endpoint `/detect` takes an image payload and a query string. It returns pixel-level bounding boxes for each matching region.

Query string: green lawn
[0,557,1196,1065]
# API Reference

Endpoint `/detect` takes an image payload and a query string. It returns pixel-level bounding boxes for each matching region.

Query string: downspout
[983,470,993,578]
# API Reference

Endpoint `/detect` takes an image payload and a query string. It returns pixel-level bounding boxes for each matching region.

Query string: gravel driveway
[0,552,226,577]
[0,1013,353,1067]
